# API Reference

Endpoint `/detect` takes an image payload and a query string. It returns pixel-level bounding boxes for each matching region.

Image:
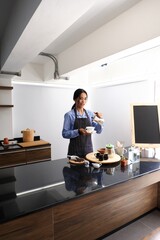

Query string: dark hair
[71,88,88,109]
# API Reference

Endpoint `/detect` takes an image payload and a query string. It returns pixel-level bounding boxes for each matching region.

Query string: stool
[142,227,160,240]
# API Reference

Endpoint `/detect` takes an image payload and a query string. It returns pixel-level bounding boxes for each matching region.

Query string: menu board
[131,104,160,147]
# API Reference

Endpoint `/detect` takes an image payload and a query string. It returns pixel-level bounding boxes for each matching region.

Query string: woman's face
[75,92,87,109]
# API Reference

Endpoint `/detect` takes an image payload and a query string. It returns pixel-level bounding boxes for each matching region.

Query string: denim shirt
[62,109,103,139]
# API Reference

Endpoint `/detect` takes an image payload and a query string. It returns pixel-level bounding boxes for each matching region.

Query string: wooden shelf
[0,86,13,90]
[0,105,14,107]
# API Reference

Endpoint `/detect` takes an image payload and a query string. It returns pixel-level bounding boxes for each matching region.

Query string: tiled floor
[100,209,160,240]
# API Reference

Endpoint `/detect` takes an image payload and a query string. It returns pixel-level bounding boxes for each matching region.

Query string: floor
[100,209,160,240]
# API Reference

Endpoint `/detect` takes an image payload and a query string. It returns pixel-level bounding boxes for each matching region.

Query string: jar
[21,128,35,142]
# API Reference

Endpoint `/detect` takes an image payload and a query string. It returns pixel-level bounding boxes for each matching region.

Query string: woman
[63,165,103,195]
[62,88,104,158]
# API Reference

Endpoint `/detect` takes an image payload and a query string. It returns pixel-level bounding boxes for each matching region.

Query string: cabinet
[26,145,51,163]
[0,149,26,168]
[0,86,13,107]
[0,170,159,240]
[158,182,160,209]
[0,208,54,240]
[53,173,160,240]
[0,143,51,168]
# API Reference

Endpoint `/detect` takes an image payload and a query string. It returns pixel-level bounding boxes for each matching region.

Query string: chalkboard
[132,104,160,147]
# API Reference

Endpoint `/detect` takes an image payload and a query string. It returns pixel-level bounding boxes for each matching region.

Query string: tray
[18,140,50,148]
[86,152,121,164]
[1,140,17,146]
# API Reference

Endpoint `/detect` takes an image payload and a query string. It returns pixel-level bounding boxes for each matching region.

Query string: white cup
[144,148,155,158]
[86,126,95,133]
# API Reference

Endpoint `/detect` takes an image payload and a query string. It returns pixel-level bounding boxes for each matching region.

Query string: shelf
[0,105,14,107]
[0,86,14,107]
[0,86,13,90]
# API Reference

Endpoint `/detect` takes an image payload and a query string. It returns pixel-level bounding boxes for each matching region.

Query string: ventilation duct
[39,52,69,80]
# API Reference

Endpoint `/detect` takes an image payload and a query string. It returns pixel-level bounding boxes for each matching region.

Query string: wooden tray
[18,140,50,148]
[86,152,121,164]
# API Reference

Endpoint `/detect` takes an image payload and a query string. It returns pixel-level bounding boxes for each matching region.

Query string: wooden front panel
[26,146,51,163]
[158,182,160,209]
[54,170,160,240]
[0,150,26,168]
[0,208,54,240]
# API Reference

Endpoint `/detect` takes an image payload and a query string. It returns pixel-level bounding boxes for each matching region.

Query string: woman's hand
[94,112,103,119]
[78,128,90,135]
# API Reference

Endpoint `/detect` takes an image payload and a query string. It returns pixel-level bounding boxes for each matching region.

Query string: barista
[62,88,104,158]
[63,166,103,195]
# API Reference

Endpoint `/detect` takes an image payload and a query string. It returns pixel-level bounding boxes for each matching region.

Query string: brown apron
[68,109,93,158]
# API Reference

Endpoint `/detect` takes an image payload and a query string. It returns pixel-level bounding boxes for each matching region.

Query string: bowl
[97,148,106,154]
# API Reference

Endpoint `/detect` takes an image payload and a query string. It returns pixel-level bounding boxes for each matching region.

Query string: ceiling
[38,0,142,58]
[0,0,143,76]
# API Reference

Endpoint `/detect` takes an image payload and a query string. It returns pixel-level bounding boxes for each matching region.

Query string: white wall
[90,80,155,150]
[12,84,90,160]
[12,80,155,160]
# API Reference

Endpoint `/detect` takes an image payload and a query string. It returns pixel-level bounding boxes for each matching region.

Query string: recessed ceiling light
[101,63,107,67]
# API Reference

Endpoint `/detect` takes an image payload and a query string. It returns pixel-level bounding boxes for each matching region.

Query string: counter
[0,158,160,239]
[0,137,51,168]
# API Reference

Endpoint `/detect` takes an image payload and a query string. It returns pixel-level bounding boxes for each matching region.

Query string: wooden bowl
[97,148,106,154]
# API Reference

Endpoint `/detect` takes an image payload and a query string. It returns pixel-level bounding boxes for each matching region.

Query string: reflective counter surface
[0,158,160,223]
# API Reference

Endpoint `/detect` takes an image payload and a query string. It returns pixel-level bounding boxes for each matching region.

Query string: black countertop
[0,158,160,223]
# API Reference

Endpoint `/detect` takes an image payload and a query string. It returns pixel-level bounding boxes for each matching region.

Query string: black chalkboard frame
[131,103,160,148]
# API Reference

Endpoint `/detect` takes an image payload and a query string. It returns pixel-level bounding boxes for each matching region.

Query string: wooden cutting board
[86,152,121,164]
[18,140,50,148]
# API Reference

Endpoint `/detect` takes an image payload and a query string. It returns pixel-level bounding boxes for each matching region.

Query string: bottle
[128,146,134,163]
